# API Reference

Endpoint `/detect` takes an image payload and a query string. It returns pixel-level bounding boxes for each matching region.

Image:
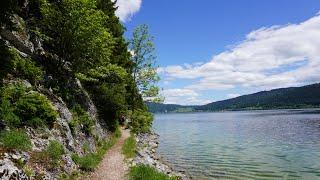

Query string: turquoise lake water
[153,109,320,179]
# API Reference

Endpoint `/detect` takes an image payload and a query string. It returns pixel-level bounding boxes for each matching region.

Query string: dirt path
[88,128,130,180]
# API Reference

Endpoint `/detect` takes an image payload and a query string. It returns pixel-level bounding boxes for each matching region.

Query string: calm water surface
[153,109,320,179]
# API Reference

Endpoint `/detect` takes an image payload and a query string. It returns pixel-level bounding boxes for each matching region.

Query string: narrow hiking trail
[88,128,130,180]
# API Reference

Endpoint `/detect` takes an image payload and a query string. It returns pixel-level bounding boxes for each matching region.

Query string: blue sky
[115,0,320,105]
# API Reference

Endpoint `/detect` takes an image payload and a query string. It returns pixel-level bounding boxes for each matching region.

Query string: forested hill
[145,102,195,113]
[197,83,320,111]
[148,83,320,113]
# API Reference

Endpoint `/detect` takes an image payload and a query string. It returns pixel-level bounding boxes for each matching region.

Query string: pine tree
[97,0,132,70]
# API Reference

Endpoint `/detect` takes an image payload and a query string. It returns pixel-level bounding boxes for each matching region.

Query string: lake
[153,109,320,179]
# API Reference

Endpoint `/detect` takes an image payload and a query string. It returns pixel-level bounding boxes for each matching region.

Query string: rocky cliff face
[0,12,108,180]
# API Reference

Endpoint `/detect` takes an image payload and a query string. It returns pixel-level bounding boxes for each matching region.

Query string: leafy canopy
[41,0,114,72]
[129,24,163,103]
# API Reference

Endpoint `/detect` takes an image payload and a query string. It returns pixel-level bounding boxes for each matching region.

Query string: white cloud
[162,89,199,97]
[227,93,241,99]
[161,89,211,105]
[114,0,142,22]
[160,14,320,91]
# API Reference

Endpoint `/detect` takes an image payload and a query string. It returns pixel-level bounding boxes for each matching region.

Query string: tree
[96,0,132,70]
[40,0,114,73]
[129,24,163,106]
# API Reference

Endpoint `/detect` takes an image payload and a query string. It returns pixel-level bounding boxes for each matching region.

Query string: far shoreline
[151,107,320,114]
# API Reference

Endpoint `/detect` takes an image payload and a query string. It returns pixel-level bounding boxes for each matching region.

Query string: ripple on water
[154,110,320,179]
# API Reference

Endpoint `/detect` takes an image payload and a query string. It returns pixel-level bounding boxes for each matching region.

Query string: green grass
[71,153,100,171]
[70,105,94,135]
[46,140,65,165]
[129,165,178,180]
[122,135,136,158]
[0,130,32,151]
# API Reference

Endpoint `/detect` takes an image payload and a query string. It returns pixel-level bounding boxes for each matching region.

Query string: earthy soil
[88,128,130,180]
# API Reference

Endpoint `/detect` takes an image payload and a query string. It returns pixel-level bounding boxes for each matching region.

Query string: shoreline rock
[131,130,190,180]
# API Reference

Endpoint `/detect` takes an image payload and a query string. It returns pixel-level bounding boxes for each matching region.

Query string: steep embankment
[0,6,109,180]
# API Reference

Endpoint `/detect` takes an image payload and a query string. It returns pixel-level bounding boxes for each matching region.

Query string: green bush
[131,109,153,133]
[0,130,32,150]
[122,135,136,158]
[0,83,58,128]
[46,140,65,165]
[0,45,44,86]
[72,127,121,171]
[71,105,94,135]
[77,64,128,131]
[71,153,100,171]
[9,49,44,84]
[129,165,177,180]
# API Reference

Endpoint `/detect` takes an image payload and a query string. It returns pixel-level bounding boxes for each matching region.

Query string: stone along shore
[129,131,190,179]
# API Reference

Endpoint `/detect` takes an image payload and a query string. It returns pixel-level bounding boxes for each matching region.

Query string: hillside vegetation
[148,83,320,113]
[0,0,160,178]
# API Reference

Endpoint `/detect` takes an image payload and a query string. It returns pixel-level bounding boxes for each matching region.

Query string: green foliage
[122,136,136,158]
[72,127,121,171]
[129,24,163,104]
[196,83,320,111]
[23,165,35,177]
[96,0,132,69]
[0,40,13,83]
[129,165,177,180]
[71,153,100,171]
[76,64,127,84]
[82,142,90,153]
[40,0,114,72]
[130,109,153,133]
[0,48,44,86]
[114,127,122,138]
[0,130,32,150]
[0,83,58,128]
[71,105,94,135]
[69,105,94,134]
[77,64,128,131]
[9,49,44,84]
[46,140,65,165]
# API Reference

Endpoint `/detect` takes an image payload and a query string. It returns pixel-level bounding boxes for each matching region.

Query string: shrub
[130,109,153,133]
[0,47,43,86]
[0,130,32,150]
[72,127,121,171]
[46,140,65,165]
[71,105,94,135]
[71,153,100,171]
[82,142,90,153]
[77,64,128,131]
[23,165,35,177]
[9,49,44,84]
[114,126,122,138]
[0,83,58,128]
[129,165,177,180]
[122,135,136,158]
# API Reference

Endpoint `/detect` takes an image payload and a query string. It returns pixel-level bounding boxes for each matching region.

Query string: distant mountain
[145,102,194,113]
[147,83,320,113]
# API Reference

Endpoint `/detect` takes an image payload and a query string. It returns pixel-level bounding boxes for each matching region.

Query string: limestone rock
[0,158,30,180]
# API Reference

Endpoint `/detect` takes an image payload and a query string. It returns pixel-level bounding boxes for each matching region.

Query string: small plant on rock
[46,140,65,166]
[0,82,58,129]
[0,130,32,151]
